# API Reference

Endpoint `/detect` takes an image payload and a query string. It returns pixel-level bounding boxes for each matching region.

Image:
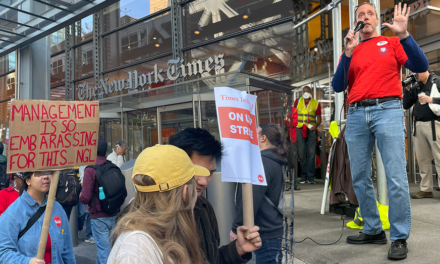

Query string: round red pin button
[258,175,264,183]
[54,216,62,228]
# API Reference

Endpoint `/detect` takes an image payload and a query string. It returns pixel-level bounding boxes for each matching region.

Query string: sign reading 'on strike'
[8,100,99,173]
[214,87,266,185]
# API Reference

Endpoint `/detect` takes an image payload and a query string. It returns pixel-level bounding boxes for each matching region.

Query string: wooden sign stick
[242,182,254,238]
[37,171,60,260]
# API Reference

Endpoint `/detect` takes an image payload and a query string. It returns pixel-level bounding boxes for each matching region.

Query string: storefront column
[17,37,50,100]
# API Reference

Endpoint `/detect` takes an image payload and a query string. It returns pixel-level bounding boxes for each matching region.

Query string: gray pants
[296,128,317,181]
[414,121,440,192]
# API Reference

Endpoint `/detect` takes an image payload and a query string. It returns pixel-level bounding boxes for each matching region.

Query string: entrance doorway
[158,103,194,144]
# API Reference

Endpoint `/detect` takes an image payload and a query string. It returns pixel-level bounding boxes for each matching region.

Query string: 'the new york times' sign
[77,54,225,101]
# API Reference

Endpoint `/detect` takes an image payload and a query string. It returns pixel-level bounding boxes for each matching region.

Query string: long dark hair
[260,122,287,161]
[19,172,35,196]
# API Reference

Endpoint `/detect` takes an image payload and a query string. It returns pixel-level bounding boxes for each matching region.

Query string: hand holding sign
[215,87,266,237]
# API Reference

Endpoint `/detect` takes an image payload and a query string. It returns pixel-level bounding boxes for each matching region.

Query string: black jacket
[232,149,285,241]
[403,73,440,121]
[194,195,252,264]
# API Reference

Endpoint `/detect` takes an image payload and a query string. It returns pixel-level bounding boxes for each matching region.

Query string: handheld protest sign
[214,87,266,237]
[7,100,99,173]
[37,170,60,260]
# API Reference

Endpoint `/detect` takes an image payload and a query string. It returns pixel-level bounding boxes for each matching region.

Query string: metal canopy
[0,0,118,57]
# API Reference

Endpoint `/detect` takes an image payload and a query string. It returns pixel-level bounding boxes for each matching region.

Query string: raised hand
[383,2,410,39]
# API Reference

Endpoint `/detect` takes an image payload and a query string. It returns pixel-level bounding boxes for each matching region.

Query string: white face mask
[303,92,312,99]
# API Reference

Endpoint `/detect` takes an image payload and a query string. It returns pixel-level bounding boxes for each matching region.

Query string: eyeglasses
[354,2,376,13]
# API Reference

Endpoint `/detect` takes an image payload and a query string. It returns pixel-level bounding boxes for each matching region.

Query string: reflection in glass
[100,118,122,157]
[50,86,66,101]
[75,42,94,78]
[102,0,171,33]
[0,52,15,75]
[50,29,65,54]
[75,15,94,44]
[183,0,294,47]
[161,108,194,144]
[51,53,65,87]
[103,13,172,71]
[126,108,158,160]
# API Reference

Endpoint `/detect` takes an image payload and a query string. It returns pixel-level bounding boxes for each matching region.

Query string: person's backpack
[56,169,81,206]
[0,161,8,189]
[89,160,126,214]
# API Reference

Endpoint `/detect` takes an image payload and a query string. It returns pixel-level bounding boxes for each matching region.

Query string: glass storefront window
[100,118,122,157]
[0,52,15,75]
[182,0,294,47]
[0,72,15,101]
[102,0,171,33]
[75,15,94,44]
[50,29,66,54]
[125,108,158,160]
[183,22,293,81]
[103,12,172,71]
[409,9,440,40]
[50,86,66,101]
[75,42,94,78]
[51,53,65,87]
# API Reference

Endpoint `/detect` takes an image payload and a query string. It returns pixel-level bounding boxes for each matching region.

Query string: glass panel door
[159,103,195,144]
[126,108,157,160]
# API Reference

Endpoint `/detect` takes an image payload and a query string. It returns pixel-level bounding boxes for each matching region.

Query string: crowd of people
[0,124,289,264]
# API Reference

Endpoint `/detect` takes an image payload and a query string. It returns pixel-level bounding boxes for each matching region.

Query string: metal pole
[375,142,389,205]
[69,204,78,246]
[332,2,344,125]
[349,0,357,29]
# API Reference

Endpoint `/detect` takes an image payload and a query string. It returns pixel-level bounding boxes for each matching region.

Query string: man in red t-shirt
[331,3,428,261]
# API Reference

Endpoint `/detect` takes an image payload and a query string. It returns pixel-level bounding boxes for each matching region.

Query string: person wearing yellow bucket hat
[108,144,210,264]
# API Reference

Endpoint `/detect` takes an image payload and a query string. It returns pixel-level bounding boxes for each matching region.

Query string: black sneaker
[388,239,408,260]
[346,231,388,244]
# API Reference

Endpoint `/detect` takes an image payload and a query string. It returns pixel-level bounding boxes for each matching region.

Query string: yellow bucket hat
[132,144,210,192]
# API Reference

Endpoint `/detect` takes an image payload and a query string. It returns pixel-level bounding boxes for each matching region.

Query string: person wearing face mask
[403,71,440,199]
[294,85,322,184]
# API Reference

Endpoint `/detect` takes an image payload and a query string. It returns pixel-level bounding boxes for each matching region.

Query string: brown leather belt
[349,96,401,107]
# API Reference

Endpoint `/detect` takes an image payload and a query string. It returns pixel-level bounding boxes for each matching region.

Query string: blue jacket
[0,190,76,264]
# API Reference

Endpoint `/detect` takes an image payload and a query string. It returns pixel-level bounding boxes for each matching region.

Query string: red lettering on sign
[218,107,258,145]
[60,150,67,165]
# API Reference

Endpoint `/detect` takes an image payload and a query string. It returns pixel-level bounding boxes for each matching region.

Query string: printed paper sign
[7,100,99,173]
[215,87,266,185]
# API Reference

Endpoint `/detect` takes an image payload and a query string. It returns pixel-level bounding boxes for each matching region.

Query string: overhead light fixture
[243,15,248,19]
[128,45,131,49]
[314,47,318,52]
[155,44,160,47]
[153,37,156,40]
[194,31,200,34]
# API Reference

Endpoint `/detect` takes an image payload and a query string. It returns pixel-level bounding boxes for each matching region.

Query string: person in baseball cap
[108,144,210,264]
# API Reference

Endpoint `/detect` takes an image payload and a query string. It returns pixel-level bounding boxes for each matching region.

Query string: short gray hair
[115,140,127,148]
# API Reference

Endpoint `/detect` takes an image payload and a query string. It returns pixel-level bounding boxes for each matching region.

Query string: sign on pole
[214,87,266,185]
[7,100,99,173]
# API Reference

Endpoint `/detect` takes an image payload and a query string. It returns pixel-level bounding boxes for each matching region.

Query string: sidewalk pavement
[294,180,440,264]
[74,230,97,264]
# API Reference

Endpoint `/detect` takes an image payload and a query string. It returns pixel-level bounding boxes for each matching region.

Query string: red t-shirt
[347,36,408,104]
[294,98,321,115]
[45,234,52,264]
[0,186,19,216]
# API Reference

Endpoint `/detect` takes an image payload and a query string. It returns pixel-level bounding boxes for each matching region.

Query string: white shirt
[107,150,125,168]
[107,231,164,264]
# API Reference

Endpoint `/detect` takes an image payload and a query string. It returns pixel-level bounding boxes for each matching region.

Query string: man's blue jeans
[91,216,116,264]
[78,203,93,239]
[296,128,317,181]
[345,100,411,241]
[254,238,283,264]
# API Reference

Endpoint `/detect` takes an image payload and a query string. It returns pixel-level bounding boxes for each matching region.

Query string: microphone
[345,21,365,47]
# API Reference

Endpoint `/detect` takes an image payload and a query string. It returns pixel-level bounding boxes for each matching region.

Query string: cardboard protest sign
[7,100,99,173]
[214,87,266,185]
